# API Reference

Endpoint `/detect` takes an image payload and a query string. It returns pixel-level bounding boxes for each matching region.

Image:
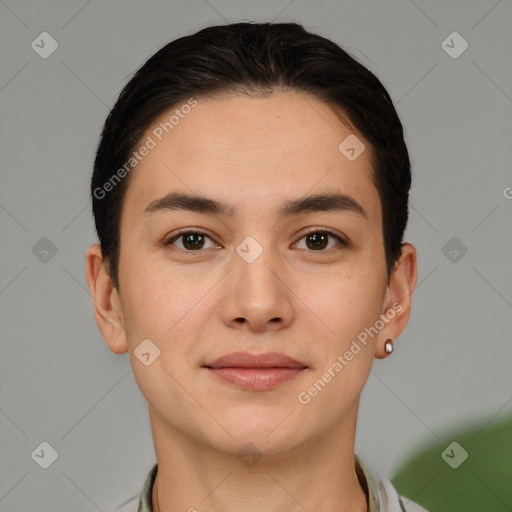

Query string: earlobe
[85,244,128,355]
[375,243,418,359]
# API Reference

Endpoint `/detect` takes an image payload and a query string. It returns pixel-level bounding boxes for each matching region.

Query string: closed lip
[203,352,308,369]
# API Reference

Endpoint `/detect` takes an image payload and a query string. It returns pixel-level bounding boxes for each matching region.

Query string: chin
[211,431,302,462]
[205,406,312,456]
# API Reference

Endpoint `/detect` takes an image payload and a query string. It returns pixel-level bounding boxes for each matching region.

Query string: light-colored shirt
[129,456,428,512]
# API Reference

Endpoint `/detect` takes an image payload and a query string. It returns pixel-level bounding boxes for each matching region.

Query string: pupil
[184,233,204,250]
[180,232,329,251]
[307,233,328,250]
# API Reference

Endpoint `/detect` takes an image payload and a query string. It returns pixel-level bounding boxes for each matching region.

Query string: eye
[294,228,347,251]
[164,228,347,253]
[165,231,219,251]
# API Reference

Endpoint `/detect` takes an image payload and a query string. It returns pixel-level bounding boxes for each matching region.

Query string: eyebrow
[143,191,368,221]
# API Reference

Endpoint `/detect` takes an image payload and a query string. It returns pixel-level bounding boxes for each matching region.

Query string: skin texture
[86,90,417,512]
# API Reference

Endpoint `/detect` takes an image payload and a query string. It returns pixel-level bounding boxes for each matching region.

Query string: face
[90,90,413,458]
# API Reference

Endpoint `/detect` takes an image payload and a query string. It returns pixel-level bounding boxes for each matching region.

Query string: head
[86,22,417,459]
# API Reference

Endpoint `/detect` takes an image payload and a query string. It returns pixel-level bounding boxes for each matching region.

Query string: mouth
[202,352,309,391]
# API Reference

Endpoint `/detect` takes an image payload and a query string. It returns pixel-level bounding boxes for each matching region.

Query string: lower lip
[206,367,306,391]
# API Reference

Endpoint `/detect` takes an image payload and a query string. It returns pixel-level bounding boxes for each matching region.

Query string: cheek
[119,251,191,334]
[301,266,384,347]
[119,256,216,376]
[296,276,380,413]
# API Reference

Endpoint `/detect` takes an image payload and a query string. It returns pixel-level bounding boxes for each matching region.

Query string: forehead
[121,90,381,227]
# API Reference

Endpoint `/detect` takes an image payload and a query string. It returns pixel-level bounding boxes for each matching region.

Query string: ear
[85,244,128,354]
[375,243,418,359]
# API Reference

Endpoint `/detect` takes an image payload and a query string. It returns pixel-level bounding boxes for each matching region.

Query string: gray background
[1,0,511,510]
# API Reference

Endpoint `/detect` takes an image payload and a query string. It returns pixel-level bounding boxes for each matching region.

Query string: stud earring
[384,339,394,354]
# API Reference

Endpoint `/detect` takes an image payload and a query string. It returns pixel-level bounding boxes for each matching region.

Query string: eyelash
[164,227,348,252]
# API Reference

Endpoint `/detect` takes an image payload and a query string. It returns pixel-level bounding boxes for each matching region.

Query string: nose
[220,240,295,333]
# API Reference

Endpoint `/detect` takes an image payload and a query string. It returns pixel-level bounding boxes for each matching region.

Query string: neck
[149,409,368,512]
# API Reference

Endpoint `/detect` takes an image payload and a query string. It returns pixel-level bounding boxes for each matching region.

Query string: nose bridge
[221,231,294,329]
[233,233,282,292]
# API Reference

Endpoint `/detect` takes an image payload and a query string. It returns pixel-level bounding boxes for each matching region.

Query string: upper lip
[203,352,308,369]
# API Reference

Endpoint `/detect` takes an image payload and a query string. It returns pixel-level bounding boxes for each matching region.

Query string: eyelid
[164,229,220,247]
[295,226,348,247]
[164,226,348,250]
